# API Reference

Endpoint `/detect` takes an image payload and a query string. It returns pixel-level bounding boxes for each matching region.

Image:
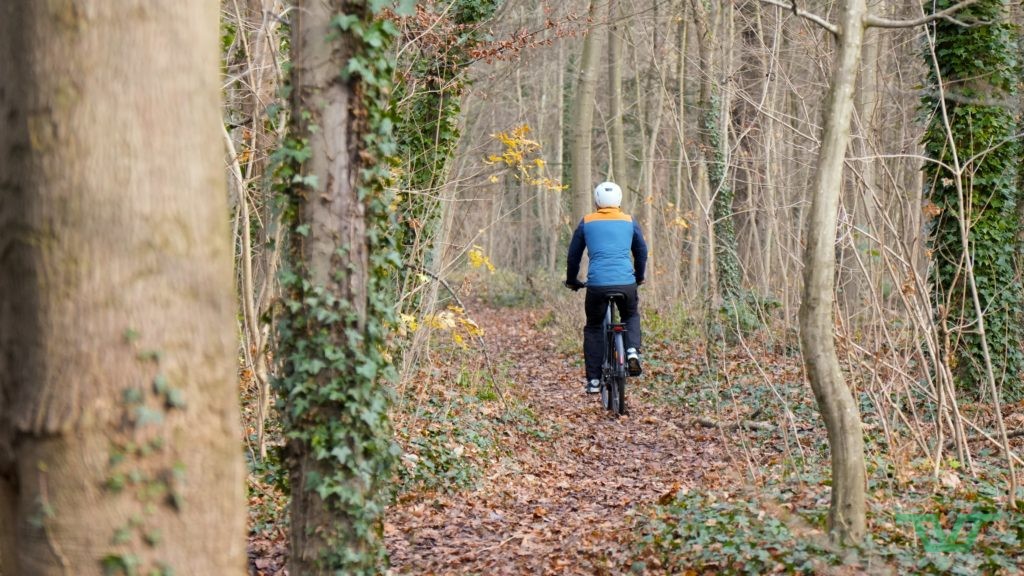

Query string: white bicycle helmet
[593,181,622,208]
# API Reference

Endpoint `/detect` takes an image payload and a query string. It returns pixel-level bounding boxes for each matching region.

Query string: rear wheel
[602,377,618,412]
[612,333,627,415]
[615,374,626,415]
[607,374,620,414]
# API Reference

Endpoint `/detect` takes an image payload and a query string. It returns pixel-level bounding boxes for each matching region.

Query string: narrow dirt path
[386,304,730,575]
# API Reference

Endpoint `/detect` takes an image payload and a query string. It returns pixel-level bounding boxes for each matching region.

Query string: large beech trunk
[799,0,868,545]
[0,2,245,574]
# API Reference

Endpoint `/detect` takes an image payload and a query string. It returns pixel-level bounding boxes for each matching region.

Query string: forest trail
[386,303,732,575]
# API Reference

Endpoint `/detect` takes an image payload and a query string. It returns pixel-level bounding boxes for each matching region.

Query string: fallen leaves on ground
[247,297,1024,574]
[385,303,732,575]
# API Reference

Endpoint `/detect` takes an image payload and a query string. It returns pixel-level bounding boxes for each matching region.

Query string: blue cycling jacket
[566,207,648,287]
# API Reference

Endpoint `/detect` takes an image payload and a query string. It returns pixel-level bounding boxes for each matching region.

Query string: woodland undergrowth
[242,266,1024,575]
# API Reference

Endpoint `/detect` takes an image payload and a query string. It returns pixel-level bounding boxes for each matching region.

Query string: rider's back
[579,207,640,287]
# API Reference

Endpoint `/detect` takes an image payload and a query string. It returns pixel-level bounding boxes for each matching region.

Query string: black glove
[635,276,645,286]
[565,279,585,291]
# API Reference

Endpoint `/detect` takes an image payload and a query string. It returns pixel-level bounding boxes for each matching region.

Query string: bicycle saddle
[604,292,626,300]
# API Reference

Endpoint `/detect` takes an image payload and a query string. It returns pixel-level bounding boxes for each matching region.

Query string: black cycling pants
[583,283,641,381]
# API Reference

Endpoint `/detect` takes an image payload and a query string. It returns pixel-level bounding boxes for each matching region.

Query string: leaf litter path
[386,304,733,575]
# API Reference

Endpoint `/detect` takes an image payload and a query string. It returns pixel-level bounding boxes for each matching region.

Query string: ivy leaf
[394,0,416,17]
[123,387,144,406]
[344,57,371,82]
[331,445,352,463]
[331,14,360,31]
[101,554,139,576]
[152,374,169,395]
[324,345,345,362]
[356,362,378,380]
[112,527,132,545]
[165,388,186,410]
[134,406,164,427]
[292,173,319,189]
[362,26,385,49]
[368,0,391,14]
[300,358,327,375]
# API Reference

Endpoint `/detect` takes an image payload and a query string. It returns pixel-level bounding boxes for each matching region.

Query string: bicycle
[566,281,633,415]
[599,292,629,416]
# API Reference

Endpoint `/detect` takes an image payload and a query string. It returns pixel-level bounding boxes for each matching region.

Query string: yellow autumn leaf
[399,313,419,333]
[467,246,496,273]
[459,317,484,337]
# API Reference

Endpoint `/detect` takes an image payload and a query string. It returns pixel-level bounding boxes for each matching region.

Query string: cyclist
[564,181,647,394]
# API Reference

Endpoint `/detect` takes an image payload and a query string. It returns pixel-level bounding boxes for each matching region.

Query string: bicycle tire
[607,374,620,414]
[604,338,618,414]
[614,332,627,414]
[615,374,626,415]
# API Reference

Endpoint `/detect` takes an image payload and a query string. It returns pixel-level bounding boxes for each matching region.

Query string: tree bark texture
[798,0,868,546]
[0,2,246,574]
[608,0,627,188]
[570,0,605,223]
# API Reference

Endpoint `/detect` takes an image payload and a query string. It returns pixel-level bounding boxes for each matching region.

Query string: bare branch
[759,0,839,36]
[865,0,981,29]
[922,88,1016,109]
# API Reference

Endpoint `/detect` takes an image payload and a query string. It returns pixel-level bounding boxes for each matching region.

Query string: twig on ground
[949,428,1024,449]
[693,417,776,432]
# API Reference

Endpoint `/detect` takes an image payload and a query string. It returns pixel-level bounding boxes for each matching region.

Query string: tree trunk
[923,0,1024,400]
[692,0,741,302]
[799,0,868,546]
[643,9,665,291]
[571,0,606,223]
[608,0,627,188]
[733,0,769,292]
[278,1,397,573]
[674,1,691,298]
[0,2,245,574]
[923,0,1020,502]
[551,39,566,273]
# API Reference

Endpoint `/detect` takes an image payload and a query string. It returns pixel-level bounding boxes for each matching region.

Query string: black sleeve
[632,222,648,283]
[566,219,586,283]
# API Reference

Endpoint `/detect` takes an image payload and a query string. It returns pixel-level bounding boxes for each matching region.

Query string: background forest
[3,0,1024,574]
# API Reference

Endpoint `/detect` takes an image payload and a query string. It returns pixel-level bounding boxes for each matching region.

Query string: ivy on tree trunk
[274,1,403,573]
[923,0,1024,400]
